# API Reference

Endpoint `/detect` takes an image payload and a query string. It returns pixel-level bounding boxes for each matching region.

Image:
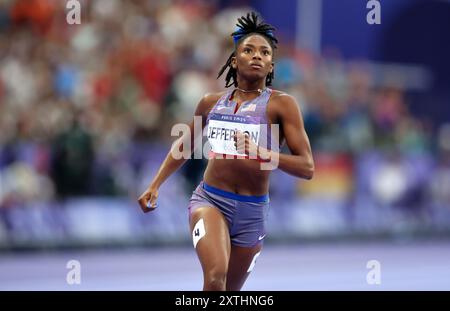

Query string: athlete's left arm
[262,94,314,179]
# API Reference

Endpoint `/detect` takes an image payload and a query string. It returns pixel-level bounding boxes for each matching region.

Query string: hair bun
[230,12,278,46]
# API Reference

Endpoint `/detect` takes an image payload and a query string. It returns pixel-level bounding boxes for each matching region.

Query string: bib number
[207,113,261,156]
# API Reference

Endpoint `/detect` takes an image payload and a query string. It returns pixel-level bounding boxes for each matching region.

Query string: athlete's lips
[249,62,263,69]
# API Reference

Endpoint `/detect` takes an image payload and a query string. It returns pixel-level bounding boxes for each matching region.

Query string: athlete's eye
[263,50,270,56]
[243,48,251,53]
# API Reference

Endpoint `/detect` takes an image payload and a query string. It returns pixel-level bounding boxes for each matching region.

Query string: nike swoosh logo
[258,234,266,241]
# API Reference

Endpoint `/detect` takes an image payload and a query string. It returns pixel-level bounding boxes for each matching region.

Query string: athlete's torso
[203,88,285,196]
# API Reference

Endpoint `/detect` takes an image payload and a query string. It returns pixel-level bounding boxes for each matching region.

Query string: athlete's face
[232,34,274,82]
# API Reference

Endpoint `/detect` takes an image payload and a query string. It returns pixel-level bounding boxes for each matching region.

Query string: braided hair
[217,12,278,88]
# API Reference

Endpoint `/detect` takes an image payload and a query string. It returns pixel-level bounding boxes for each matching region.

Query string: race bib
[207,113,261,156]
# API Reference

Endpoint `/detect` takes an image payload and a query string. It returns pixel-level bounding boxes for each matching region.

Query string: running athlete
[138,12,314,291]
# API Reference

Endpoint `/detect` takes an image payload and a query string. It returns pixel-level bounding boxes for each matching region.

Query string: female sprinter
[138,12,314,291]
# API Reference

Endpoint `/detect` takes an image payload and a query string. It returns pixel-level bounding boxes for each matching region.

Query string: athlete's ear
[270,62,274,74]
[231,56,237,69]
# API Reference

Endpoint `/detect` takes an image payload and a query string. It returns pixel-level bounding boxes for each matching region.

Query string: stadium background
[0,0,449,290]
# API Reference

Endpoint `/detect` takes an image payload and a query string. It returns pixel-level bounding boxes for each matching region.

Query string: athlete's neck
[234,78,266,102]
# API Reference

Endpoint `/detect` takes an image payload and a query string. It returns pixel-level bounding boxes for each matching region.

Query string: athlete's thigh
[226,243,263,291]
[189,206,231,273]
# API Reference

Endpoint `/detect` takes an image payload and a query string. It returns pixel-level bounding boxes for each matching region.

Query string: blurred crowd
[0,0,449,226]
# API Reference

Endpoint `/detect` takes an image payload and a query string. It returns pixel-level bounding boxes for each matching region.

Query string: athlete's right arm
[137,93,220,213]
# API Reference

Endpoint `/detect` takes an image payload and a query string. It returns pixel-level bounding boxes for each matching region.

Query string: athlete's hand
[138,185,159,213]
[234,131,258,158]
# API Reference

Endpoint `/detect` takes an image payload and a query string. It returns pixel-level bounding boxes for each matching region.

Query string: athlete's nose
[252,51,262,60]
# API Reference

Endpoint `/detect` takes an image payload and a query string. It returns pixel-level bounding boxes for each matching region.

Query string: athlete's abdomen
[203,158,271,196]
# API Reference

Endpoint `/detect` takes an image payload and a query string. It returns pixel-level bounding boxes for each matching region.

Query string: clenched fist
[138,186,159,213]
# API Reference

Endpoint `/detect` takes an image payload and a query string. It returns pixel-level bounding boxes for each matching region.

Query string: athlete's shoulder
[201,91,228,105]
[268,89,299,114]
[270,89,297,103]
[195,91,228,116]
